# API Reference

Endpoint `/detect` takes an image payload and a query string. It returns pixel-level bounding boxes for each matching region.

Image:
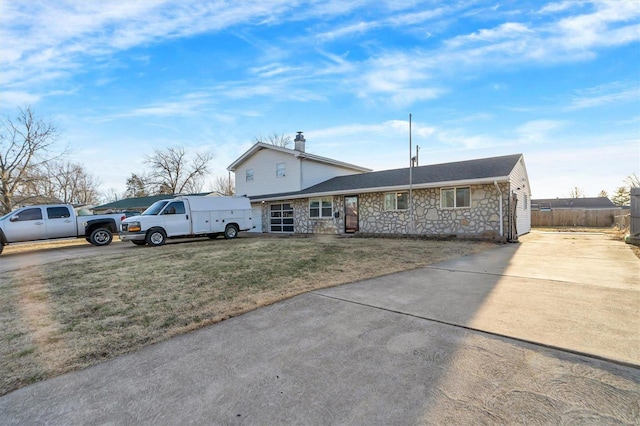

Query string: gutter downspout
[494,180,503,237]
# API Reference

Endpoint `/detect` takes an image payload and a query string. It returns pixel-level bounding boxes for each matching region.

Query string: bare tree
[597,189,608,198]
[144,146,214,195]
[254,132,291,148]
[624,172,640,188]
[0,106,61,213]
[212,174,235,196]
[30,160,101,205]
[568,187,584,198]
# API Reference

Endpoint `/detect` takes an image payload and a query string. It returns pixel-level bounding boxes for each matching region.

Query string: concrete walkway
[1,231,639,424]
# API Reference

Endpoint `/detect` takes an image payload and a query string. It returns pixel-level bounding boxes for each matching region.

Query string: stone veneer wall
[264,183,509,239]
[294,196,345,235]
[357,184,509,239]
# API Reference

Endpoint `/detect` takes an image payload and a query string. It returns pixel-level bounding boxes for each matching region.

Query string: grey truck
[0,204,125,255]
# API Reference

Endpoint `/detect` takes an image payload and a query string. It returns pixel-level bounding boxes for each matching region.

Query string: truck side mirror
[9,216,18,222]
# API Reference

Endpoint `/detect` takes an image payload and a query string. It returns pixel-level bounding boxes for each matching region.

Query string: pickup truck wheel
[89,228,113,246]
[131,241,147,246]
[224,224,238,239]
[146,229,166,246]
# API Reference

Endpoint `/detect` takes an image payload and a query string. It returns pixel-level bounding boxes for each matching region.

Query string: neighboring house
[228,135,531,240]
[530,197,621,228]
[93,192,214,214]
[531,197,618,210]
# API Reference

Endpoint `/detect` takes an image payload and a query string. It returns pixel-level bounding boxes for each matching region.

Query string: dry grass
[0,235,496,396]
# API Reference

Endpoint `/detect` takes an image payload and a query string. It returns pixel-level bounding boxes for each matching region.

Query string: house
[530,197,622,227]
[93,192,214,214]
[531,197,617,210]
[228,134,531,240]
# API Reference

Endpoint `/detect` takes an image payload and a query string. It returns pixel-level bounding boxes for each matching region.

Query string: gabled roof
[93,193,211,211]
[531,197,618,210]
[227,142,371,173]
[249,153,524,201]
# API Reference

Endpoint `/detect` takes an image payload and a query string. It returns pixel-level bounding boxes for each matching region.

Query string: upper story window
[246,168,254,182]
[276,162,286,177]
[47,206,71,219]
[441,187,470,208]
[309,197,333,218]
[384,192,408,211]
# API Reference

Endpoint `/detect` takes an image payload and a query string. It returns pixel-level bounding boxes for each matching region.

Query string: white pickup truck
[120,196,253,246]
[0,204,125,255]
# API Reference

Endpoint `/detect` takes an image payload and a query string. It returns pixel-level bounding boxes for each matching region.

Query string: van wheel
[146,229,166,246]
[89,228,113,246]
[224,224,238,239]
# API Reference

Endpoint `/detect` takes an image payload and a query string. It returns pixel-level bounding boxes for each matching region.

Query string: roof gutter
[250,176,511,203]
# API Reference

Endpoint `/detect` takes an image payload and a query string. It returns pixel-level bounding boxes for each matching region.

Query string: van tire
[224,224,238,239]
[146,229,167,246]
[89,228,113,246]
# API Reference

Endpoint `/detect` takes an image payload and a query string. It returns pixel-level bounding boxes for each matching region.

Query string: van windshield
[142,200,169,216]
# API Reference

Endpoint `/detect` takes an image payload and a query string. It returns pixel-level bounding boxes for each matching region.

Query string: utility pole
[408,113,414,234]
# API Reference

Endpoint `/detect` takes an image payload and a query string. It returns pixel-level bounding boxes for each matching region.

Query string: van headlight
[127,221,141,232]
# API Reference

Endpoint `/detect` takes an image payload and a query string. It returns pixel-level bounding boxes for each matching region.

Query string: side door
[45,206,77,238]
[4,207,46,242]
[160,201,191,237]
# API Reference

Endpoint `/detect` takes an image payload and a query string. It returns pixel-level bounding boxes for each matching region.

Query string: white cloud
[516,120,567,141]
[446,22,534,48]
[569,83,640,110]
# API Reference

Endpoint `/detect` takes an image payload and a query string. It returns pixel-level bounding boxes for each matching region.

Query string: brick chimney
[294,131,305,152]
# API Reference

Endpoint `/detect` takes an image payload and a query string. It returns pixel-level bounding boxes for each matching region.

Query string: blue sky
[1,0,638,200]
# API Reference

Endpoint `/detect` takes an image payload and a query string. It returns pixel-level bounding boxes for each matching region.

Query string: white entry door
[250,206,262,232]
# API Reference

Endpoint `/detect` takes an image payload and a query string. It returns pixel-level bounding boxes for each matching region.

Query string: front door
[345,196,359,233]
[4,207,46,242]
[161,201,191,237]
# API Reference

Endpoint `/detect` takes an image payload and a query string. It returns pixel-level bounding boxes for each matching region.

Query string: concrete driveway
[1,231,638,424]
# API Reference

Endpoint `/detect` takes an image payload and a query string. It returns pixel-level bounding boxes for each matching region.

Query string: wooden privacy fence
[631,188,640,239]
[531,208,621,227]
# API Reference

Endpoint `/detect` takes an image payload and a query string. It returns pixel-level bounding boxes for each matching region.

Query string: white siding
[234,149,302,197]
[301,160,365,189]
[509,156,531,235]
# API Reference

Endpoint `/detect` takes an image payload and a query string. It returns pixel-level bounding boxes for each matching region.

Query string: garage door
[270,203,294,233]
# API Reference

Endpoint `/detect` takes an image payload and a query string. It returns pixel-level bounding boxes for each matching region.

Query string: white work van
[120,196,253,246]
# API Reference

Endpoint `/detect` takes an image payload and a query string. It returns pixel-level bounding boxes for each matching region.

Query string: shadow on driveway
[0,231,638,424]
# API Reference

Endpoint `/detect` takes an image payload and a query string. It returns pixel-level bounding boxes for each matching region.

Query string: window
[163,202,185,215]
[276,162,286,177]
[309,197,333,218]
[13,208,42,221]
[384,192,408,211]
[441,187,470,208]
[246,168,254,182]
[47,207,71,219]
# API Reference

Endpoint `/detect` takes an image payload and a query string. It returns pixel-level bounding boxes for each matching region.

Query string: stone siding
[262,183,509,239]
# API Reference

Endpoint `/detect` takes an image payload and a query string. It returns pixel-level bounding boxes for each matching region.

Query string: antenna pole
[409,113,414,234]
